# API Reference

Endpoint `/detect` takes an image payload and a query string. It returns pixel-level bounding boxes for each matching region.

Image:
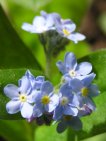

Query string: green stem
[45,52,52,78]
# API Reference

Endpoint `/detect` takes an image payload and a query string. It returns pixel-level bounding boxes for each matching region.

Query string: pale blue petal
[45,94,59,112]
[65,52,77,71]
[53,106,63,120]
[33,16,45,26]
[83,97,96,111]
[33,105,43,117]
[68,33,85,43]
[88,84,100,97]
[82,73,96,87]
[57,121,67,133]
[70,79,83,93]
[6,100,21,114]
[60,83,73,98]
[4,84,19,99]
[41,81,53,95]
[76,62,92,75]
[63,106,78,116]
[21,102,33,118]
[18,76,31,94]
[56,61,66,74]
[63,23,76,33]
[22,23,35,33]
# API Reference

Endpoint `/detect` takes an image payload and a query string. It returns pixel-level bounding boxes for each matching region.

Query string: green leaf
[0,120,35,141]
[67,49,106,140]
[0,5,41,69]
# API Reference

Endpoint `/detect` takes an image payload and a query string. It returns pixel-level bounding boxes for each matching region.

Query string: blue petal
[70,78,83,93]
[60,83,73,98]
[56,61,66,74]
[22,23,35,33]
[33,16,46,26]
[63,23,76,33]
[53,105,63,120]
[45,94,59,112]
[4,84,19,99]
[21,102,33,118]
[76,62,92,75]
[18,76,31,94]
[68,33,85,43]
[83,97,96,111]
[88,84,100,97]
[63,106,78,116]
[65,52,77,71]
[57,121,67,133]
[33,104,43,117]
[68,117,82,130]
[6,100,21,114]
[82,73,96,87]
[41,81,53,95]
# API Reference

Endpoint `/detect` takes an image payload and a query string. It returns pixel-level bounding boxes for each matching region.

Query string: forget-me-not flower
[25,70,45,90]
[4,75,36,119]
[22,11,59,34]
[53,83,79,121]
[54,16,85,43]
[33,81,59,117]
[57,115,82,133]
[70,73,99,111]
[56,52,92,80]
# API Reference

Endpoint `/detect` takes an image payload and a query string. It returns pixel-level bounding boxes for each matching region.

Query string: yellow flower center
[69,70,76,77]
[19,94,27,102]
[63,29,70,36]
[41,95,50,105]
[81,87,89,97]
[60,97,69,106]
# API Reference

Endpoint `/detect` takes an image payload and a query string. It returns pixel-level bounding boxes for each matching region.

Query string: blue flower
[53,83,79,121]
[25,70,45,90]
[57,116,82,133]
[70,73,100,112]
[4,75,36,119]
[22,11,59,33]
[55,16,85,43]
[56,52,92,80]
[33,81,59,117]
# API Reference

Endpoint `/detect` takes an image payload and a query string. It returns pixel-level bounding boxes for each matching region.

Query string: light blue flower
[4,75,36,119]
[33,81,59,117]
[25,70,45,90]
[56,52,92,80]
[55,16,85,43]
[57,116,82,133]
[22,11,59,33]
[53,83,79,121]
[70,73,100,112]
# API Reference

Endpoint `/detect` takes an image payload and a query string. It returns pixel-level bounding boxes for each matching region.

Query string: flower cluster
[4,52,99,133]
[22,11,85,44]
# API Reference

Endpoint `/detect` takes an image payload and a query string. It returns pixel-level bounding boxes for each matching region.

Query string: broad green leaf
[36,124,67,141]
[67,49,106,140]
[0,120,35,141]
[0,5,41,69]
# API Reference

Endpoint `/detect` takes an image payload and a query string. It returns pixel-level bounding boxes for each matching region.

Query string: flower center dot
[81,87,89,97]
[60,97,69,106]
[41,95,50,105]
[63,29,70,36]
[19,94,27,102]
[69,70,76,77]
